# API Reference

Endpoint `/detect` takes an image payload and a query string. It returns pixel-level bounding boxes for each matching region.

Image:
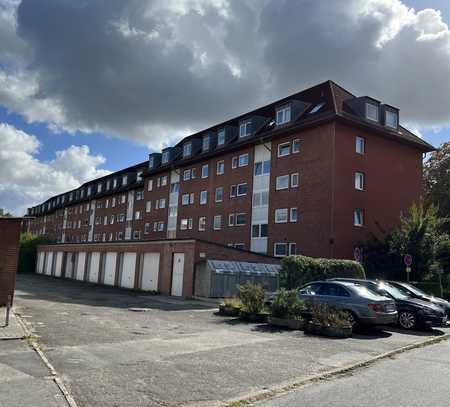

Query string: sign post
[353,247,362,263]
[404,254,412,282]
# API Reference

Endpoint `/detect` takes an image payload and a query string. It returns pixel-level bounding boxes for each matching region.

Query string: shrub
[18,233,53,274]
[310,303,352,329]
[271,289,304,319]
[223,297,242,309]
[279,255,365,289]
[239,283,266,314]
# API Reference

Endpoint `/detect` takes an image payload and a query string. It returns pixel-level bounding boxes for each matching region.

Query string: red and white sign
[404,254,413,266]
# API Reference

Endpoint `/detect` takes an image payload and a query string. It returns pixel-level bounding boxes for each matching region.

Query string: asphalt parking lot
[13,274,450,407]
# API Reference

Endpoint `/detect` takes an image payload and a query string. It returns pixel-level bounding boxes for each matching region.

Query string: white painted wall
[121,252,136,289]
[141,253,160,291]
[89,252,100,283]
[103,252,116,285]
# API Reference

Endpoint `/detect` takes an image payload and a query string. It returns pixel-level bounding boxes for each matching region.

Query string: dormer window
[385,110,398,128]
[122,175,128,185]
[183,142,192,158]
[239,120,252,138]
[149,156,154,168]
[365,103,379,122]
[106,180,110,190]
[113,178,117,188]
[97,184,102,193]
[137,171,143,182]
[217,129,225,146]
[162,151,170,164]
[202,135,210,152]
[276,105,291,125]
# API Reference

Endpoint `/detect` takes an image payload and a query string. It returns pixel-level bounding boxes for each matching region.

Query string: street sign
[406,266,411,273]
[353,247,362,262]
[404,254,413,266]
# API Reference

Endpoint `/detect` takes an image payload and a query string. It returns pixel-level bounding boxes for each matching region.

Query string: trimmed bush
[239,283,266,314]
[271,289,304,319]
[18,233,53,274]
[279,255,365,289]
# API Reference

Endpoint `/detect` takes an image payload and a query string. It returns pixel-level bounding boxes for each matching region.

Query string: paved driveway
[14,274,450,407]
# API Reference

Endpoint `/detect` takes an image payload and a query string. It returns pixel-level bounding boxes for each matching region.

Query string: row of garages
[35,239,280,297]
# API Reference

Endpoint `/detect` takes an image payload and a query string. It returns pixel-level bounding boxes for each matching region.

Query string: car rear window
[351,285,388,301]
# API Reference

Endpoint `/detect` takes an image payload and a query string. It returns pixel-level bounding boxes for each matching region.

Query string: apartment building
[25,80,433,260]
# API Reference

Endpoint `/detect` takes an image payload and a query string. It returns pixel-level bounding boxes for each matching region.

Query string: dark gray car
[298,281,397,326]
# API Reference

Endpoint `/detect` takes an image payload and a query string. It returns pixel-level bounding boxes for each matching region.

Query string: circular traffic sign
[404,254,413,266]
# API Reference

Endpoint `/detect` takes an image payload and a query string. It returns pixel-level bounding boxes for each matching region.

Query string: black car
[388,281,450,318]
[330,278,448,330]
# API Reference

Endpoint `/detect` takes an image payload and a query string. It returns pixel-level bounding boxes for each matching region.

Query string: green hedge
[18,233,53,274]
[279,255,366,289]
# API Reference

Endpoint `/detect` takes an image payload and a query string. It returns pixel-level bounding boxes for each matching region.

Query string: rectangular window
[237,183,248,196]
[239,120,252,138]
[169,207,177,217]
[238,153,249,167]
[183,142,192,157]
[366,103,379,122]
[159,198,166,209]
[110,214,115,224]
[254,160,271,176]
[232,156,238,169]
[182,194,190,205]
[133,230,141,240]
[149,156,154,168]
[113,178,117,189]
[291,173,299,188]
[135,211,142,220]
[136,191,144,200]
[137,171,143,182]
[145,201,151,212]
[189,193,194,204]
[215,187,223,202]
[217,129,226,146]
[217,160,225,175]
[201,164,209,178]
[356,136,365,154]
[97,184,102,193]
[202,136,210,152]
[354,208,364,226]
[289,242,297,256]
[235,213,246,226]
[106,180,110,190]
[276,105,291,125]
[200,190,207,205]
[144,223,150,235]
[162,151,170,164]
[122,175,128,185]
[213,215,222,230]
[161,176,168,186]
[228,213,235,226]
[290,207,298,222]
[230,185,237,198]
[278,142,290,157]
[147,179,153,191]
[252,191,269,208]
[183,169,191,181]
[180,218,189,230]
[274,243,288,257]
[292,139,300,153]
[252,224,268,238]
[104,216,108,225]
[355,172,365,190]
[158,222,164,232]
[198,216,206,231]
[276,175,289,190]
[275,208,288,223]
[385,110,398,128]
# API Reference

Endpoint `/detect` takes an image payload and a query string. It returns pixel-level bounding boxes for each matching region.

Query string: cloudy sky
[1,0,449,215]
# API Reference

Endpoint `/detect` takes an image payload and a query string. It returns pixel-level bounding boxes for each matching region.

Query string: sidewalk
[0,309,26,340]
[0,309,71,407]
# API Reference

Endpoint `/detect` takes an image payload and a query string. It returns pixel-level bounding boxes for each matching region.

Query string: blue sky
[0,0,449,215]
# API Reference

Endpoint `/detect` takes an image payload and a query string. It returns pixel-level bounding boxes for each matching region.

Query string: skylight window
[309,102,325,114]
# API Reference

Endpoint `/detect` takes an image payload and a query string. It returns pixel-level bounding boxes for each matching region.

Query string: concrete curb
[14,311,79,407]
[222,332,450,407]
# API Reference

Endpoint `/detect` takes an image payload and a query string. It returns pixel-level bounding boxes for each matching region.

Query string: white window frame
[354,208,364,227]
[276,175,289,190]
[385,110,398,128]
[237,183,248,196]
[235,213,246,226]
[292,139,300,153]
[182,194,190,206]
[183,142,192,157]
[365,103,379,122]
[162,151,170,164]
[201,164,209,178]
[290,207,298,222]
[200,190,207,205]
[291,173,299,188]
[278,142,290,157]
[198,216,206,231]
[276,104,291,125]
[289,242,297,256]
[217,129,225,146]
[238,153,249,167]
[274,243,288,257]
[215,187,223,202]
[202,135,210,152]
[183,169,191,181]
[228,213,235,226]
[275,208,288,224]
[213,215,222,230]
[216,160,225,175]
[148,179,153,191]
[355,171,365,191]
[239,120,252,138]
[231,156,238,169]
[356,136,365,154]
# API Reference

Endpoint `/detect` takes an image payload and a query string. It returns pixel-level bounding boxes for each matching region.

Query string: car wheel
[398,311,417,330]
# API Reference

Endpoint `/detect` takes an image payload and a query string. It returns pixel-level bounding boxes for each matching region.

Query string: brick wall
[0,218,22,306]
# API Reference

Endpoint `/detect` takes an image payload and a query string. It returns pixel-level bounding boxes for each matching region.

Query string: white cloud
[0,123,110,216]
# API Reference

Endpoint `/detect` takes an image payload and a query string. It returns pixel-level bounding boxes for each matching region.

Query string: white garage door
[65,253,74,278]
[171,253,185,297]
[36,251,44,274]
[103,252,116,286]
[141,253,159,291]
[44,252,53,275]
[121,252,136,289]
[75,252,86,281]
[89,252,101,283]
[54,252,63,277]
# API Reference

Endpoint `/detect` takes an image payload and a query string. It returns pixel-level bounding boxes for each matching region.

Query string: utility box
[0,218,22,306]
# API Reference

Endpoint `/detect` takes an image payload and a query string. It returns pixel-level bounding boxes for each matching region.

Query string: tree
[424,142,450,231]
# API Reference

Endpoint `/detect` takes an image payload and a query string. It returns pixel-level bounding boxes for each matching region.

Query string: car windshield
[400,283,428,297]
[349,284,388,301]
[376,282,409,300]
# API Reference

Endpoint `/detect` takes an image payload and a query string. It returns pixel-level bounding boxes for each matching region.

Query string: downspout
[330,122,336,258]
